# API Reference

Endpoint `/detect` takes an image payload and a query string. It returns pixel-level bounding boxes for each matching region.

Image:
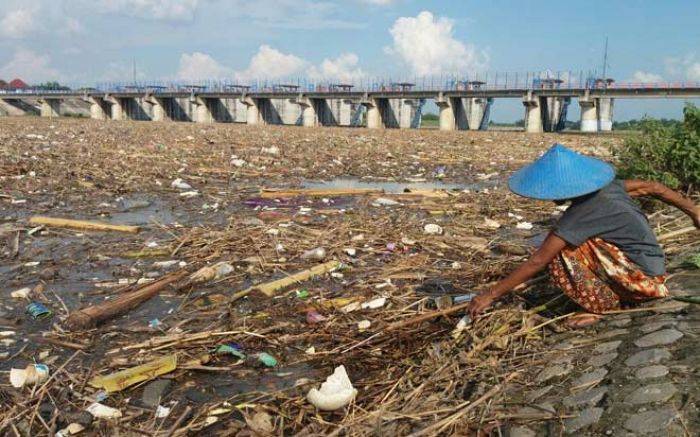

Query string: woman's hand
[468,291,497,319]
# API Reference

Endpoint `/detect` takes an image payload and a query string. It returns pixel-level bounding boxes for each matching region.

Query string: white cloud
[628,71,664,83]
[176,52,232,80]
[664,54,700,81]
[174,47,364,83]
[235,45,306,80]
[0,49,59,83]
[386,11,487,76]
[90,0,200,22]
[307,53,364,82]
[0,7,38,38]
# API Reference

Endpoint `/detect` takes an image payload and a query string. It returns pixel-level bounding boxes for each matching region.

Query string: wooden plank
[29,216,140,233]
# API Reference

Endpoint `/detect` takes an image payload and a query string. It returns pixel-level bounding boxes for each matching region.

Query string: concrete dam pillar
[436,94,455,131]
[464,98,492,130]
[579,97,597,132]
[39,99,61,118]
[362,98,383,129]
[523,95,543,133]
[296,97,318,127]
[193,97,214,123]
[242,97,264,126]
[106,97,124,121]
[88,97,110,120]
[398,99,416,129]
[598,97,614,131]
[458,82,492,130]
[541,96,570,132]
[149,97,173,122]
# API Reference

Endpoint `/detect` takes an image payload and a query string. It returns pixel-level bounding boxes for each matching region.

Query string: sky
[1,0,699,121]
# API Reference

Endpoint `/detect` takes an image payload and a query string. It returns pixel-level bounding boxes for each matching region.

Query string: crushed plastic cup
[301,247,326,261]
[423,224,443,235]
[11,287,30,299]
[451,315,472,339]
[26,302,52,319]
[307,365,357,411]
[516,221,534,230]
[361,297,386,310]
[170,178,192,190]
[189,262,234,283]
[10,363,49,388]
[87,402,122,419]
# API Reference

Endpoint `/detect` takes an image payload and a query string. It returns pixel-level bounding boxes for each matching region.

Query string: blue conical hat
[508,144,615,200]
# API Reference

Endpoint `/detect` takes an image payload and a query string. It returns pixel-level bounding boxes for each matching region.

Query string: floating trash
[26,302,52,319]
[307,365,357,411]
[10,363,49,388]
[216,343,246,360]
[257,352,278,367]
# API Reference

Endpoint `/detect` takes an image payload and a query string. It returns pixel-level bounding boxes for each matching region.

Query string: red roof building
[9,78,28,89]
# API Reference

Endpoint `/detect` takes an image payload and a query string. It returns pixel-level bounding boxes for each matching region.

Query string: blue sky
[0,0,698,121]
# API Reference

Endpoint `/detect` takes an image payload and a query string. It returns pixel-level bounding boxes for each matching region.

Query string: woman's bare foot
[566,313,603,329]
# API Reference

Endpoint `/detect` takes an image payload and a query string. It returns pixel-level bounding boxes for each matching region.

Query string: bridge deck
[2,86,700,100]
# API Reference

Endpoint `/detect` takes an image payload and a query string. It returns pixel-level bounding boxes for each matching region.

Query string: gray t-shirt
[554,179,665,276]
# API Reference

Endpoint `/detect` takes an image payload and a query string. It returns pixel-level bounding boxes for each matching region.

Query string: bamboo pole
[657,225,696,242]
[231,260,340,302]
[29,216,140,233]
[260,188,382,198]
[64,270,188,330]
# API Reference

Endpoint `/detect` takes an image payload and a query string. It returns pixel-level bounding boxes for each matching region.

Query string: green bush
[614,103,700,191]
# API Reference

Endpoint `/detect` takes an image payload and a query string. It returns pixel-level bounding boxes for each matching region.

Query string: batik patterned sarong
[549,238,668,314]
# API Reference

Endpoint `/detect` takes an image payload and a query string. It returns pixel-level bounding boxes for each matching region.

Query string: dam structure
[1,73,699,133]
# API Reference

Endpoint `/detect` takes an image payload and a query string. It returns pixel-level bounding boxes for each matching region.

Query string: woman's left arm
[624,180,700,228]
[468,232,567,318]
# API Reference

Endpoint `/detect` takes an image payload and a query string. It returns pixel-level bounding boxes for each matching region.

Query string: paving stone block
[563,386,607,407]
[507,426,536,437]
[536,364,572,383]
[634,329,683,348]
[608,316,632,327]
[587,352,618,367]
[635,365,669,380]
[563,407,603,434]
[623,408,677,433]
[624,382,677,404]
[639,320,678,334]
[593,340,622,354]
[624,348,671,367]
[525,385,553,403]
[571,368,608,388]
[595,328,629,340]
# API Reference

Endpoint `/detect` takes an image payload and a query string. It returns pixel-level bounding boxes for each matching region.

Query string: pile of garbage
[1,117,695,435]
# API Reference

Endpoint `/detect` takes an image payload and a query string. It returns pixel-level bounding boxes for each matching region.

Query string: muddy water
[0,191,317,404]
[302,177,495,193]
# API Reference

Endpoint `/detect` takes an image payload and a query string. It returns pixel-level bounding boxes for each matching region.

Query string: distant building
[0,80,7,89]
[9,78,28,89]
